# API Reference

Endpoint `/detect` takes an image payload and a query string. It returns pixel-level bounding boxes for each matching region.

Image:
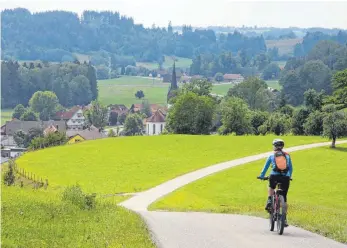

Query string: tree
[250,111,269,135]
[3,159,15,186]
[303,111,324,135]
[70,75,92,106]
[141,100,152,118]
[13,127,43,147]
[266,112,291,135]
[84,100,108,129]
[12,104,26,119]
[262,63,281,80]
[135,90,145,99]
[117,113,127,125]
[291,108,310,135]
[166,92,215,134]
[332,69,347,108]
[20,109,38,121]
[29,91,59,121]
[322,104,347,148]
[181,79,212,96]
[29,131,67,150]
[108,112,118,126]
[228,77,274,111]
[214,72,224,82]
[279,105,295,117]
[304,89,325,111]
[218,97,252,135]
[123,113,144,136]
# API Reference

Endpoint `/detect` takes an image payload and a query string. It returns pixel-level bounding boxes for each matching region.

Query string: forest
[1,61,98,109]
[2,8,266,63]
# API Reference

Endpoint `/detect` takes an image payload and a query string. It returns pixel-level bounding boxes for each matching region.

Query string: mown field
[137,56,192,70]
[265,38,302,55]
[1,109,13,124]
[266,80,282,90]
[98,76,243,106]
[16,135,326,194]
[2,185,154,248]
[151,143,347,244]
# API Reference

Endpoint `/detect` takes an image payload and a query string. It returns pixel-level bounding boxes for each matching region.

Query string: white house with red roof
[145,109,166,135]
[54,106,85,130]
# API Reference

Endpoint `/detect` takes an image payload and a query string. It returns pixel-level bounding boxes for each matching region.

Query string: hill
[151,143,347,243]
[16,135,326,194]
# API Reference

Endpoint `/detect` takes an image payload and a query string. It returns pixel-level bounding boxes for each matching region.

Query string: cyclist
[258,139,293,227]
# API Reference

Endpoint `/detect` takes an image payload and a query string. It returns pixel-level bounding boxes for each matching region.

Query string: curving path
[120,141,347,248]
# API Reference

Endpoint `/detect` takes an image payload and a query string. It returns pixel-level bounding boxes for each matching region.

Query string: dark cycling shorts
[269,175,290,202]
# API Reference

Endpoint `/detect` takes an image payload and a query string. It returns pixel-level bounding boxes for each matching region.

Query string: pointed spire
[171,62,178,90]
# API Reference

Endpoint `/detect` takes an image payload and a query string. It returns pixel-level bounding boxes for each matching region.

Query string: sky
[1,0,347,29]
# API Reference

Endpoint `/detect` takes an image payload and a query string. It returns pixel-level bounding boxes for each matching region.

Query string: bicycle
[257,176,292,235]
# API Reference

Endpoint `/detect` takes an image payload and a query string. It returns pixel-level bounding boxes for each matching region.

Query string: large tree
[29,91,60,121]
[331,69,347,108]
[12,104,26,119]
[123,113,144,136]
[84,100,109,129]
[322,104,347,148]
[20,109,38,121]
[218,97,253,135]
[166,92,215,134]
[228,77,275,111]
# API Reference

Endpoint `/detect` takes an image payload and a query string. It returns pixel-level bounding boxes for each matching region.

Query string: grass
[151,143,347,244]
[137,55,192,70]
[265,80,282,90]
[265,38,302,55]
[98,76,238,106]
[73,53,91,63]
[98,76,169,106]
[1,185,154,248]
[16,135,327,194]
[1,109,13,125]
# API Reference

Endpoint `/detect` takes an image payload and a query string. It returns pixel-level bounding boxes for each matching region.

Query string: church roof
[146,109,166,123]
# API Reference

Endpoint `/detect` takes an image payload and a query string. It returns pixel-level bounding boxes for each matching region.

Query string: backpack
[273,151,288,173]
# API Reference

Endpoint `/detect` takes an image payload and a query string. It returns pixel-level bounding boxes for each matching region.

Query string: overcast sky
[1,0,347,29]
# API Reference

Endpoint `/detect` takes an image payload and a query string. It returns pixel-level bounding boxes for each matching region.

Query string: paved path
[120,141,347,248]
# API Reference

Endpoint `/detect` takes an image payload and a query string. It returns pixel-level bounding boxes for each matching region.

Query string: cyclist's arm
[259,156,271,178]
[288,155,293,178]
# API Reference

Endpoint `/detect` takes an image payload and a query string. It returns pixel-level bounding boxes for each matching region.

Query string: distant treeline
[1,61,98,108]
[2,8,266,63]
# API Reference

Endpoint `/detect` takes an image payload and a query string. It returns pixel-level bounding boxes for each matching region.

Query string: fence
[10,160,49,189]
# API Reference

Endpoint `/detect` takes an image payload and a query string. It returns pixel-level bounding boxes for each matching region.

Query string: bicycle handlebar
[257,176,292,181]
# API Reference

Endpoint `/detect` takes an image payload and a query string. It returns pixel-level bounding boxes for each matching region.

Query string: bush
[62,185,96,210]
[108,129,116,137]
[3,160,16,186]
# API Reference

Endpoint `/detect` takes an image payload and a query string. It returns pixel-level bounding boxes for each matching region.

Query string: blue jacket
[259,152,293,178]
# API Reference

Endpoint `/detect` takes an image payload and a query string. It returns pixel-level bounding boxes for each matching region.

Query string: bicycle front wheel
[276,195,285,235]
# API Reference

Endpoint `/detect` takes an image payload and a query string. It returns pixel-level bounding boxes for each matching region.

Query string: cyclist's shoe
[284,219,289,227]
[265,199,272,211]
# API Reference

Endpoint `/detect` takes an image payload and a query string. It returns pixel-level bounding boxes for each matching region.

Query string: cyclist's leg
[266,175,278,210]
[280,176,290,226]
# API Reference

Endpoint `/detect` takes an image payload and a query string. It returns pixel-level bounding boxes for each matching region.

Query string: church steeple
[167,62,178,103]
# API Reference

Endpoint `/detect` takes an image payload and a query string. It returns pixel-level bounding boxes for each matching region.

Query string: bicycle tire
[277,195,285,235]
[269,196,275,231]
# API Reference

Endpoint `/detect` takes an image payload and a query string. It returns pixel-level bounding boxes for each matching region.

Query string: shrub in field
[62,185,96,210]
[3,160,16,186]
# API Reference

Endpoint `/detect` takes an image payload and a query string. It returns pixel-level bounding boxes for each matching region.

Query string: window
[153,124,156,134]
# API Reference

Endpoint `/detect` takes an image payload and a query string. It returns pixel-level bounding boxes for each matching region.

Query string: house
[54,106,85,130]
[145,109,166,135]
[129,103,163,114]
[223,74,244,83]
[43,125,58,136]
[108,104,128,115]
[3,120,66,136]
[66,125,106,143]
[67,134,85,144]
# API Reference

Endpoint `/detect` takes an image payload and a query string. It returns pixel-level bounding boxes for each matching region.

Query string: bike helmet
[272,139,284,149]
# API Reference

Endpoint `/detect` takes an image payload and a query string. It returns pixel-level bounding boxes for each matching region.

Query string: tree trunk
[331,136,336,148]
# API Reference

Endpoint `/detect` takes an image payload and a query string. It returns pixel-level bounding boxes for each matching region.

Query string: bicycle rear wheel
[269,196,275,231]
[276,195,285,235]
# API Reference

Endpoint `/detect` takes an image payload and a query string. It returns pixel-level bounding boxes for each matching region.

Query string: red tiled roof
[55,106,80,120]
[146,109,166,123]
[223,74,243,80]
